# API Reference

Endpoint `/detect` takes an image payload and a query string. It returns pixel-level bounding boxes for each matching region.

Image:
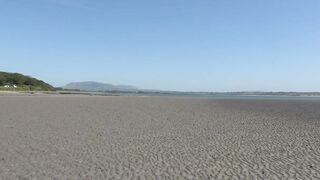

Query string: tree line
[0,72,55,91]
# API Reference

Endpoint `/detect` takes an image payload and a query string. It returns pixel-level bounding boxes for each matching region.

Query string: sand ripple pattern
[0,96,320,179]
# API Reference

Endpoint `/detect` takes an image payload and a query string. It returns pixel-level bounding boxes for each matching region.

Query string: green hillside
[0,72,55,91]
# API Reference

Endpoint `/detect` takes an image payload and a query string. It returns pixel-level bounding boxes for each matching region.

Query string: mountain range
[63,81,138,92]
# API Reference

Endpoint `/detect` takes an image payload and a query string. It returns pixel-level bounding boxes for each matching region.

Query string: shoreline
[2,90,320,101]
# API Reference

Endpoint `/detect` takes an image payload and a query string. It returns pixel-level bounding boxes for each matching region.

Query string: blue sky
[1,0,319,91]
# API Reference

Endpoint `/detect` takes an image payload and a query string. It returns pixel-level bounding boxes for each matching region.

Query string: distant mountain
[0,71,55,91]
[63,81,138,92]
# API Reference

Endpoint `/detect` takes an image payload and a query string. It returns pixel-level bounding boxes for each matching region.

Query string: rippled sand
[0,96,320,179]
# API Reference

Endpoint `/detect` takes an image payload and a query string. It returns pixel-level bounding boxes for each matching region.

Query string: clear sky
[1,0,319,92]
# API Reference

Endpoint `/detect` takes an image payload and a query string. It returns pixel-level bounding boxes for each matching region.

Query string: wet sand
[0,96,320,179]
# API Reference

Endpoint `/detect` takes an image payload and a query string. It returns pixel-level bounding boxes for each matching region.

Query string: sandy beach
[0,95,320,179]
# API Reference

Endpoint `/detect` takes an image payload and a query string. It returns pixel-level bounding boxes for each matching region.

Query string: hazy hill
[0,71,55,91]
[63,81,138,92]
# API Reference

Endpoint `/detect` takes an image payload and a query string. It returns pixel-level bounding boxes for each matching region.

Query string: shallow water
[117,92,320,101]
